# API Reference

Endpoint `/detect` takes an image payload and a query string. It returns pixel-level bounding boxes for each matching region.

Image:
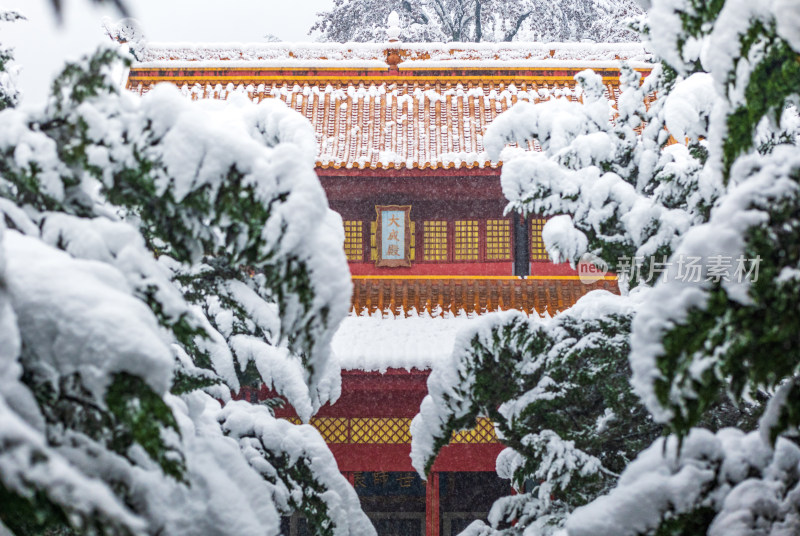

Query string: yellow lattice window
[283,416,498,445]
[423,220,448,261]
[454,220,479,261]
[351,418,411,444]
[311,418,349,443]
[343,220,363,261]
[485,219,511,260]
[450,417,499,444]
[531,217,549,262]
[283,417,349,443]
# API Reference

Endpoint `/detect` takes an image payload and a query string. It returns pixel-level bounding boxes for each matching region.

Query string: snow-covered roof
[134,41,652,69]
[331,313,482,372]
[127,41,654,171]
[337,276,618,369]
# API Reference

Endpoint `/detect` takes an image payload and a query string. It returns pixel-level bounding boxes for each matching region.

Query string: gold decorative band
[284,416,498,445]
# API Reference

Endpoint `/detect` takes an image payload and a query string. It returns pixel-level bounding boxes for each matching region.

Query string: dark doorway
[440,472,510,536]
[280,471,509,535]
[357,471,425,536]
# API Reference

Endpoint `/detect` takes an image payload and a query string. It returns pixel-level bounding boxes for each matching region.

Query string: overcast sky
[1,0,334,105]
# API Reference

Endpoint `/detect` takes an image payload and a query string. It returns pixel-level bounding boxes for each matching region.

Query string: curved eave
[131,61,654,72]
[314,160,500,171]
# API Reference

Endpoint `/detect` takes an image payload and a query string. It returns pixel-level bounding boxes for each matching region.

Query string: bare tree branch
[474,0,483,42]
[311,0,643,43]
[504,10,533,42]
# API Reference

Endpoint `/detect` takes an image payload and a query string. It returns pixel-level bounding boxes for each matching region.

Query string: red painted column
[425,472,440,536]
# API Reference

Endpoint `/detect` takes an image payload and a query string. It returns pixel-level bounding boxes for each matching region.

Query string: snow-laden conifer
[409,0,800,532]
[0,44,373,536]
[568,1,800,532]
[0,10,23,111]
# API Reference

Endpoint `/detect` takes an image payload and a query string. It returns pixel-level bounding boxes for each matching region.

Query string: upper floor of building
[124,40,646,315]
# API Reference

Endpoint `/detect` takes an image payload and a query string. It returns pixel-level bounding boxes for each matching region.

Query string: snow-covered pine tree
[0,43,374,536]
[563,1,800,534]
[0,10,23,111]
[311,0,642,43]
[409,4,789,531]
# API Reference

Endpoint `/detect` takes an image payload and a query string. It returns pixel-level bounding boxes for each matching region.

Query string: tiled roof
[127,42,653,170]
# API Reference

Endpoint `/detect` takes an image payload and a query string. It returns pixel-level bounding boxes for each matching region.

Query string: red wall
[251,370,505,472]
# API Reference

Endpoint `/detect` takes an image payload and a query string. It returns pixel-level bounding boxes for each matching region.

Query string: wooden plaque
[375,205,412,268]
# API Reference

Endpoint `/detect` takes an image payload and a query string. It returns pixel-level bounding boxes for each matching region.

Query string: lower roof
[334,277,618,371]
[332,313,479,372]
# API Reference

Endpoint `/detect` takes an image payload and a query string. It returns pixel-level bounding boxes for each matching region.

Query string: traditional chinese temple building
[125,38,650,535]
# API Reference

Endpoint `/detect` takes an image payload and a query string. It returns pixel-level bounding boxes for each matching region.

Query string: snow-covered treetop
[0,45,373,535]
[311,0,643,44]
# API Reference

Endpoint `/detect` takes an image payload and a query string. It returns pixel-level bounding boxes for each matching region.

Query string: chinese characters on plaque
[375,205,412,268]
[351,471,423,494]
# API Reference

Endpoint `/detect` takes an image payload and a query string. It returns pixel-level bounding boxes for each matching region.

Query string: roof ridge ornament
[387,11,402,43]
[385,11,403,73]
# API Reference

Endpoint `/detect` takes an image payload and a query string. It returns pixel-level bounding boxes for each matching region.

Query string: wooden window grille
[485,219,511,260]
[283,416,498,444]
[454,220,480,261]
[531,217,549,262]
[450,417,499,444]
[284,417,349,443]
[351,418,411,444]
[423,220,448,261]
[308,418,349,443]
[343,220,363,261]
